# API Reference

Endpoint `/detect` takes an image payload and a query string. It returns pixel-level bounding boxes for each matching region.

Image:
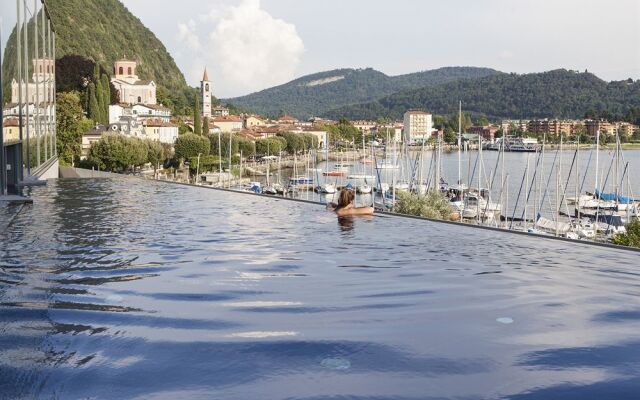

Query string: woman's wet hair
[336,189,355,210]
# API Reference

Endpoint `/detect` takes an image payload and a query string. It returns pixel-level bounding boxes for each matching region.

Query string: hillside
[224,67,499,119]
[323,70,640,121]
[2,0,192,111]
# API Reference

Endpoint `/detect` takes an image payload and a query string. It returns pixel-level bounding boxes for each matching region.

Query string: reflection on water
[1,177,639,399]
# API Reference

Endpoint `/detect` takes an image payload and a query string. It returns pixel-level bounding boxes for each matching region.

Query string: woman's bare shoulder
[336,206,374,217]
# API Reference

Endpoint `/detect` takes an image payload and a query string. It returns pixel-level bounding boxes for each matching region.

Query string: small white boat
[357,184,372,194]
[315,183,336,194]
[376,160,399,169]
[347,174,376,180]
[263,186,278,195]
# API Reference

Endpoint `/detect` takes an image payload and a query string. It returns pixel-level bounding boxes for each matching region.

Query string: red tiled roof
[213,115,243,122]
[145,118,176,127]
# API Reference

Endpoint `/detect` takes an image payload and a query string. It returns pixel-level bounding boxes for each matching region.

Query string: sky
[2,0,639,98]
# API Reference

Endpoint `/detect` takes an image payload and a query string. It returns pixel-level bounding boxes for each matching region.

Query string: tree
[194,95,202,135]
[56,91,94,165]
[612,218,640,248]
[255,137,284,155]
[202,116,209,136]
[87,134,143,172]
[477,116,490,126]
[178,123,192,135]
[443,127,457,144]
[146,140,165,171]
[87,83,97,121]
[236,136,256,157]
[100,74,111,118]
[210,133,239,158]
[175,133,210,161]
[395,190,455,220]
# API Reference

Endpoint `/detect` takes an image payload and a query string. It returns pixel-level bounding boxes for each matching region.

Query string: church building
[110,59,156,105]
[201,67,212,118]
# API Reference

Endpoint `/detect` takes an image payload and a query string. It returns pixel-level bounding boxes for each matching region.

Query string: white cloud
[177,19,201,52]
[178,0,304,96]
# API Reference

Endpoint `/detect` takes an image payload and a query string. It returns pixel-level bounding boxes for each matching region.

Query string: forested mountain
[2,0,193,112]
[323,70,640,121]
[224,67,499,119]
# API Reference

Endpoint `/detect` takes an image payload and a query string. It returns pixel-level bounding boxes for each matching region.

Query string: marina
[182,139,639,243]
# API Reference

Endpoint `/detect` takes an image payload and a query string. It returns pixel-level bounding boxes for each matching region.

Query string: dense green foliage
[86,134,163,172]
[56,91,93,165]
[320,120,364,146]
[194,95,202,135]
[87,65,110,124]
[2,0,192,113]
[275,132,318,153]
[394,190,454,220]
[187,155,224,174]
[612,218,640,248]
[324,70,640,121]
[255,137,286,156]
[225,67,499,119]
[174,133,210,161]
[209,133,256,158]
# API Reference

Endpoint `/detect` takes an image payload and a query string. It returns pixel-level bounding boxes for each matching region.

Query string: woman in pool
[329,188,374,217]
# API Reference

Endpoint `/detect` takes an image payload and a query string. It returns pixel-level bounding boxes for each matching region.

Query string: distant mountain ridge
[224,67,500,119]
[323,69,640,121]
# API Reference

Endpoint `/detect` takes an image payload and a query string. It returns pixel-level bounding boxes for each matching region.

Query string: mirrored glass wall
[2,0,56,193]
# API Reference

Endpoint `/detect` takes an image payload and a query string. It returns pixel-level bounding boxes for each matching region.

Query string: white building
[110,59,157,105]
[109,104,171,124]
[213,106,229,116]
[108,116,145,138]
[403,110,433,144]
[11,58,55,105]
[201,68,212,118]
[144,119,178,144]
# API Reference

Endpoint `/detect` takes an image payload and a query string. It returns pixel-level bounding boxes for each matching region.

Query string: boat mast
[477,130,482,224]
[458,100,462,185]
[524,153,530,231]
[576,135,580,220]
[595,129,600,194]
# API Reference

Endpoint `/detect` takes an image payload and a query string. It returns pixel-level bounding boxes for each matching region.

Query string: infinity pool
[1,177,639,399]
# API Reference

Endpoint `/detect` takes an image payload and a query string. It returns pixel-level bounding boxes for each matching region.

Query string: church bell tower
[201,68,212,118]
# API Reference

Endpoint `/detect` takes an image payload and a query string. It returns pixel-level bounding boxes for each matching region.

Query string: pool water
[1,177,639,399]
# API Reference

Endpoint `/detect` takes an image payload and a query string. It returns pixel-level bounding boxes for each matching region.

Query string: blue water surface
[1,177,639,399]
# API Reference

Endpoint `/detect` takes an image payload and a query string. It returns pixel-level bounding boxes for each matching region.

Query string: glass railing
[2,0,57,193]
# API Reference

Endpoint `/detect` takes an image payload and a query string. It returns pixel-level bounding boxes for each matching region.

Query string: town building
[617,122,639,139]
[213,106,230,117]
[244,115,266,128]
[527,119,578,137]
[585,120,616,137]
[403,110,433,144]
[212,115,243,132]
[108,116,144,138]
[201,68,212,118]
[10,58,55,104]
[351,120,377,136]
[81,124,108,159]
[469,125,500,141]
[110,59,156,105]
[2,118,20,143]
[109,103,171,124]
[277,115,299,125]
[500,120,529,135]
[143,119,179,144]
